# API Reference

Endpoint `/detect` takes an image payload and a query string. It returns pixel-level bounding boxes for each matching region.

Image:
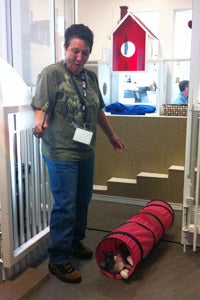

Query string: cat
[100,243,133,279]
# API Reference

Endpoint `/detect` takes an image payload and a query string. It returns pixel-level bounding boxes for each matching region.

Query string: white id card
[73,128,93,145]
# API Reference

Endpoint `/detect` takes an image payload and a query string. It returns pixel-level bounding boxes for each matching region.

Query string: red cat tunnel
[95,199,174,279]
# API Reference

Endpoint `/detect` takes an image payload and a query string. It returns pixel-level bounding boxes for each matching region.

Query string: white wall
[77,0,192,61]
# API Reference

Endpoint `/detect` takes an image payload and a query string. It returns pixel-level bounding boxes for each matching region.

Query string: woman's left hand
[108,133,126,153]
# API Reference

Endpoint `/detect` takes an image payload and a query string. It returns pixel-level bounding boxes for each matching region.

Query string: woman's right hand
[33,109,49,138]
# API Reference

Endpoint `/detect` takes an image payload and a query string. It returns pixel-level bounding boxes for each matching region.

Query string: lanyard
[69,69,88,127]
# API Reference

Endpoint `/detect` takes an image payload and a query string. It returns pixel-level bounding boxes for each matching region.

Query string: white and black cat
[100,243,133,279]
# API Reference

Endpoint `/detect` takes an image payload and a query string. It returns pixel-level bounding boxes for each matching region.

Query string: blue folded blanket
[105,102,156,115]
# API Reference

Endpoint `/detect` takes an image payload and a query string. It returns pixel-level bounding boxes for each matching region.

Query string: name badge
[73,128,93,145]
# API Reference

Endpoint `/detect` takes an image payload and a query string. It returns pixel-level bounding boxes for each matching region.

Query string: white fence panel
[0,110,52,281]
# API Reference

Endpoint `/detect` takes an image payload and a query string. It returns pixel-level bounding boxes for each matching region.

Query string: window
[173,9,192,58]
[11,0,52,86]
[10,0,65,86]
[1,0,74,87]
[170,9,192,102]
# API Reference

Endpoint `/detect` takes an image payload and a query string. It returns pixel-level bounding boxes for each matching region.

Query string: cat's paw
[120,269,129,279]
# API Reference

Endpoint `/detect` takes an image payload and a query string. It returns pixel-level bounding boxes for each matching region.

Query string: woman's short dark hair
[179,80,189,92]
[64,24,94,53]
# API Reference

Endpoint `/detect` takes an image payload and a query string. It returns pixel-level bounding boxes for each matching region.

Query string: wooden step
[94,165,185,203]
[169,165,184,171]
[107,177,137,196]
[108,177,137,184]
[137,172,168,179]
[93,184,108,193]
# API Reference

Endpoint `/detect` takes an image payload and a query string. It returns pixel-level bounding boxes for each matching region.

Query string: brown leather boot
[48,262,81,283]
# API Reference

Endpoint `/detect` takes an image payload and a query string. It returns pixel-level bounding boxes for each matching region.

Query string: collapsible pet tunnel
[95,199,174,279]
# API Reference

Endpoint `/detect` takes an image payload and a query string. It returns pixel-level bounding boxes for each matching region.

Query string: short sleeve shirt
[32,61,105,161]
[173,92,188,105]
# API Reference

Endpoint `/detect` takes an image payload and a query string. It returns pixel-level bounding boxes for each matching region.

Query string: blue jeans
[43,155,94,264]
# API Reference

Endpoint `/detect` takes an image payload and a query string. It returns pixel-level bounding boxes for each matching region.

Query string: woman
[32,23,126,283]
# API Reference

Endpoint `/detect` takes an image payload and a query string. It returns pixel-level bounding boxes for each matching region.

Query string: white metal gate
[0,109,53,281]
[0,58,53,282]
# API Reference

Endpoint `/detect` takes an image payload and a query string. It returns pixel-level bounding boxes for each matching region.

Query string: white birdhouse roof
[112,11,158,40]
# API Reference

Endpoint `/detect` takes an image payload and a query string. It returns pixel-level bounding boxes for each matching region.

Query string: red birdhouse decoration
[112,6,158,71]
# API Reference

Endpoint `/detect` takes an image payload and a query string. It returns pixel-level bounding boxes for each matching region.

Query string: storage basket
[162,104,188,116]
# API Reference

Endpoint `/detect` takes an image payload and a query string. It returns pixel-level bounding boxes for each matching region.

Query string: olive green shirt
[32,61,105,161]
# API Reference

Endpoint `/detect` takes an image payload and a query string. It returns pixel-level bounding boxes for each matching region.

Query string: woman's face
[64,37,91,75]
